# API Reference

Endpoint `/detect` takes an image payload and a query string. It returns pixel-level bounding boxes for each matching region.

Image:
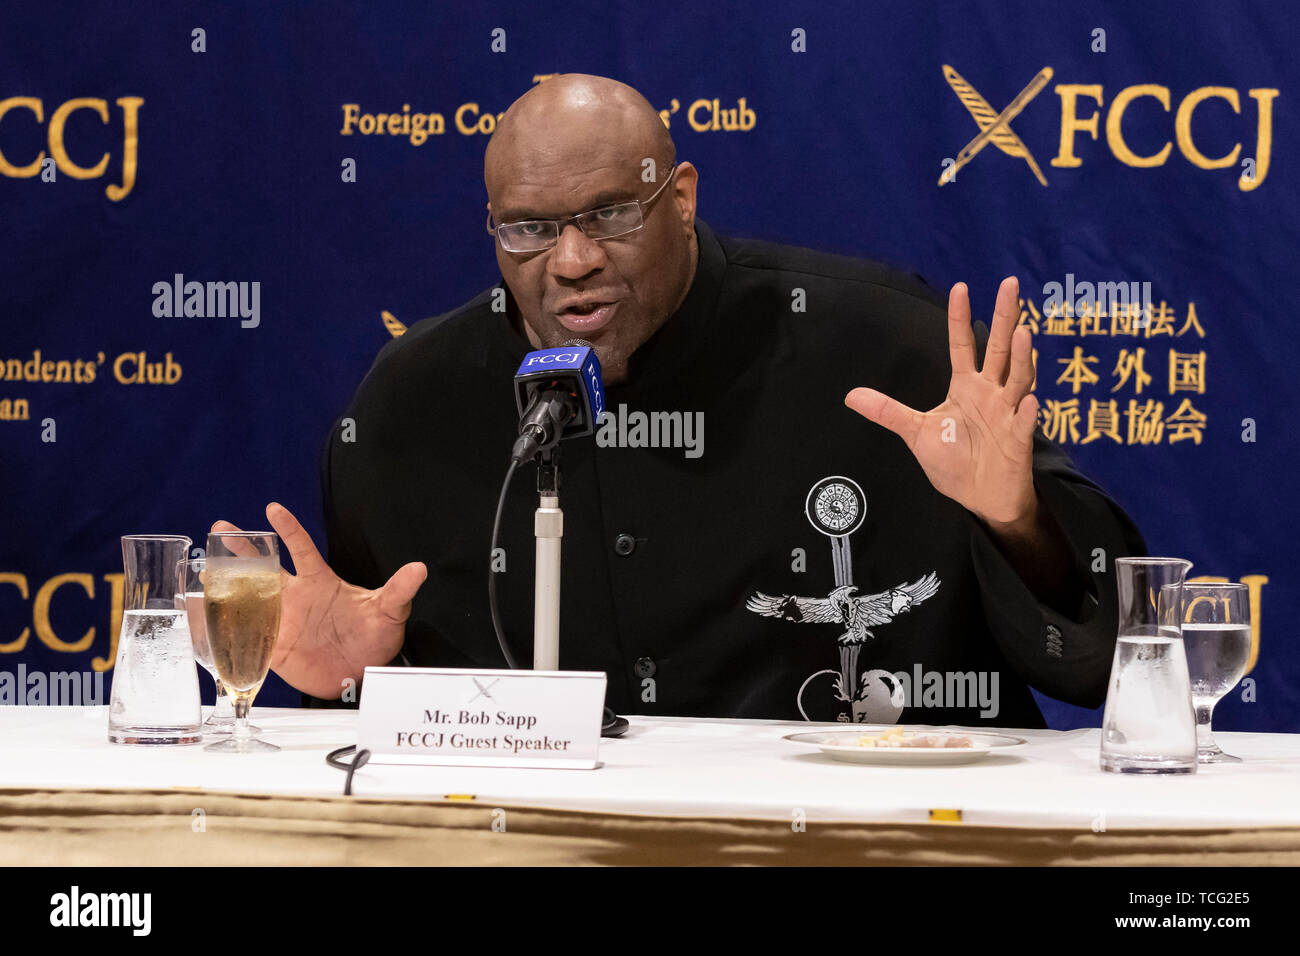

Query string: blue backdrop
[2,0,1296,730]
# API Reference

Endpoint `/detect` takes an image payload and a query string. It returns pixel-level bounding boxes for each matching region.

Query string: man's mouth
[555,300,618,333]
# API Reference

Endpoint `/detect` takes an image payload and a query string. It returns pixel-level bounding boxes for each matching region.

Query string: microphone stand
[532,449,562,671]
[530,446,628,737]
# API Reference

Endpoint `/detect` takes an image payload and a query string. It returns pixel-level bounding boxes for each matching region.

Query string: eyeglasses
[487,164,678,253]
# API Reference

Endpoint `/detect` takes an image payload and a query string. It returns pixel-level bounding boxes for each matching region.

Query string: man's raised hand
[209,502,426,699]
[844,276,1040,532]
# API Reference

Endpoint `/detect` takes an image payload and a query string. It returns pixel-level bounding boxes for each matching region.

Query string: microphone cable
[489,457,523,669]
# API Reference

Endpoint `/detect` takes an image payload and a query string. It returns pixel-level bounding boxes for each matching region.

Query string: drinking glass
[1099,557,1197,774]
[203,531,282,754]
[108,535,203,744]
[1170,582,1251,764]
[176,556,260,736]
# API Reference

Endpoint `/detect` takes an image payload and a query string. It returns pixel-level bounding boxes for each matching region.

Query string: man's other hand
[209,502,427,699]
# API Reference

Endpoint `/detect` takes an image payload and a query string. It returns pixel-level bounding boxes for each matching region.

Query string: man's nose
[548,223,606,280]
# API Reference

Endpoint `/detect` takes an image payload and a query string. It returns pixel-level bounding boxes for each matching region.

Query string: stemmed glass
[176,556,260,736]
[203,531,283,754]
[1164,582,1251,764]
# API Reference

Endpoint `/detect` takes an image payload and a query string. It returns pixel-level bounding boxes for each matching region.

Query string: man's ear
[672,161,699,232]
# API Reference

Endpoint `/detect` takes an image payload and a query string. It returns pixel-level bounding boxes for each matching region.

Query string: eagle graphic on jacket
[746,572,941,705]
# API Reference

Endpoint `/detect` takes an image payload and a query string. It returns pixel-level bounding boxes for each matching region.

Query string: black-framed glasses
[487,163,678,253]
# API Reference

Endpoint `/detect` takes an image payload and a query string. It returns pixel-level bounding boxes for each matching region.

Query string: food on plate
[855,727,974,749]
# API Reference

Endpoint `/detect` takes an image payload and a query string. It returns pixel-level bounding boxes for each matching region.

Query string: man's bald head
[485,75,675,198]
[484,74,698,384]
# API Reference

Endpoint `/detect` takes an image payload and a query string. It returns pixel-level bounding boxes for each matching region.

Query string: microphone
[511,338,605,463]
[495,337,630,738]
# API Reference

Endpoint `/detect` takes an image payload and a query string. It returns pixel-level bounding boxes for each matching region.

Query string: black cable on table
[325,745,370,796]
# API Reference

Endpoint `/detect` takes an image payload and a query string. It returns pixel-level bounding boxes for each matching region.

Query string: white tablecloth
[3,706,1298,829]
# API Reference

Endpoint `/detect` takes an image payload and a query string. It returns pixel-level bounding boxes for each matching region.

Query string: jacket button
[1045,623,1064,659]
[614,533,636,556]
[634,657,656,678]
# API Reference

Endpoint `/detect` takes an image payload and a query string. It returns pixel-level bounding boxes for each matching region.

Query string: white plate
[784,727,1028,765]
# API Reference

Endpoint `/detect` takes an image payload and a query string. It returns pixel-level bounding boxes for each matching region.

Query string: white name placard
[357,666,607,769]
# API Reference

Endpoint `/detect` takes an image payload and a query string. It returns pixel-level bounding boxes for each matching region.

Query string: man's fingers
[1013,392,1040,446]
[208,520,263,558]
[981,275,1020,384]
[1003,325,1036,406]
[265,502,328,577]
[845,387,924,447]
[378,562,427,623]
[947,282,977,376]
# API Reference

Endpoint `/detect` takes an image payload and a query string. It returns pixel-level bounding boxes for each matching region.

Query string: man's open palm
[211,503,426,699]
[845,277,1039,528]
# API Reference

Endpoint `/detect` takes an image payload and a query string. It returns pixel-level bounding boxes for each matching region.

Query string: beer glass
[203,531,282,754]
[1099,557,1196,774]
[176,556,260,735]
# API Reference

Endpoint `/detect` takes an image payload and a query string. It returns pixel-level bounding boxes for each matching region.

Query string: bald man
[223,74,1144,726]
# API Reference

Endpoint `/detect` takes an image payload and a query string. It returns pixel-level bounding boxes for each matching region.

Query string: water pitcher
[1100,557,1196,773]
[107,535,203,744]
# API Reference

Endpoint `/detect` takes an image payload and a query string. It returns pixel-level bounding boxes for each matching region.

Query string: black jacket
[316,218,1146,727]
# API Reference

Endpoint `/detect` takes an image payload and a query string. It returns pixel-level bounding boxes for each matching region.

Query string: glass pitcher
[107,535,203,745]
[1099,557,1196,773]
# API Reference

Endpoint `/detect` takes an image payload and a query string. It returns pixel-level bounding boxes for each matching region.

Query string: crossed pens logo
[940,65,1052,187]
